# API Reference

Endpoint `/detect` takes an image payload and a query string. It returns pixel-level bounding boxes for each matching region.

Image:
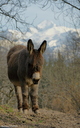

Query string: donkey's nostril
[33,79,39,84]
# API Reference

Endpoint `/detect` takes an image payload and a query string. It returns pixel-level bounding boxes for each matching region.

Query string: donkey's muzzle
[33,79,39,84]
[32,72,40,84]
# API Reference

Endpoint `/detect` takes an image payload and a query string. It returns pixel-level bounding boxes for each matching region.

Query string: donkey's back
[7,45,26,63]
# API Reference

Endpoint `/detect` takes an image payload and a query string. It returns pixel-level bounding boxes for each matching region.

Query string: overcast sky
[25,3,80,29]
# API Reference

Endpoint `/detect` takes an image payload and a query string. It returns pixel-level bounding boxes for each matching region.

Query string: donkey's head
[27,39,47,84]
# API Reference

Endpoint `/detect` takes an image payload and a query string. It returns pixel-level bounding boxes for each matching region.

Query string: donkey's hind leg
[14,85,23,112]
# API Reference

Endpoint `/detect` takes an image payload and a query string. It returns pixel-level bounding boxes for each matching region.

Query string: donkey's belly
[11,81,21,86]
[11,78,33,87]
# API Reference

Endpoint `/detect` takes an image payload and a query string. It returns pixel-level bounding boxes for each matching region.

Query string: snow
[49,40,57,47]
[28,27,38,34]
[37,20,55,30]
[0,20,80,59]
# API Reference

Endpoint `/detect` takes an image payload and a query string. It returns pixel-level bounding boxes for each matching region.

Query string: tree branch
[62,0,80,10]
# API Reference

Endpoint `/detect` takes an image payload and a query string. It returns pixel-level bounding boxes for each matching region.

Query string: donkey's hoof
[34,110,40,114]
[23,109,28,115]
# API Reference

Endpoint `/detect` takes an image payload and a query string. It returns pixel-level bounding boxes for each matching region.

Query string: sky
[26,5,62,26]
[23,2,80,29]
[0,1,80,31]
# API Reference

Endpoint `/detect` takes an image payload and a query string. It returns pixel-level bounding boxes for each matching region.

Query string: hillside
[0,40,80,115]
[0,105,80,128]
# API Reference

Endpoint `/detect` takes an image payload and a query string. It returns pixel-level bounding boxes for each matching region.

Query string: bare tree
[0,0,80,32]
[0,0,31,32]
[39,0,80,29]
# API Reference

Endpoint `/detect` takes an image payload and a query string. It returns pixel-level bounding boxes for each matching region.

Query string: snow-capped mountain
[0,20,80,59]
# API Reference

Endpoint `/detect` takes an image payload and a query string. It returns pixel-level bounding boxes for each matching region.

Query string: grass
[0,104,14,113]
[39,120,44,123]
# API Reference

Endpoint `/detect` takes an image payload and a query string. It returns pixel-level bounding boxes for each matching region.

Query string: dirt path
[0,106,80,128]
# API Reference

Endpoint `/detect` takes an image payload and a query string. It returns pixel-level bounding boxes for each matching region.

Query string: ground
[0,105,80,128]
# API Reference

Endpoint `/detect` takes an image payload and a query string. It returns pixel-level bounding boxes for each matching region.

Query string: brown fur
[7,39,47,113]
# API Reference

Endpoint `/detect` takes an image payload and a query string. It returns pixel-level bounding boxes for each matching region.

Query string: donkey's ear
[38,40,47,54]
[27,39,34,54]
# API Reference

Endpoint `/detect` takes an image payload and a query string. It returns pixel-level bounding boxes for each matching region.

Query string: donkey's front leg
[21,84,29,114]
[30,84,40,114]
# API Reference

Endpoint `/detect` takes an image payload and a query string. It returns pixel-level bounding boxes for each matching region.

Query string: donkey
[7,39,47,114]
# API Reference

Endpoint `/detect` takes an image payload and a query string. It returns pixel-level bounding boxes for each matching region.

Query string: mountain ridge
[0,20,80,59]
